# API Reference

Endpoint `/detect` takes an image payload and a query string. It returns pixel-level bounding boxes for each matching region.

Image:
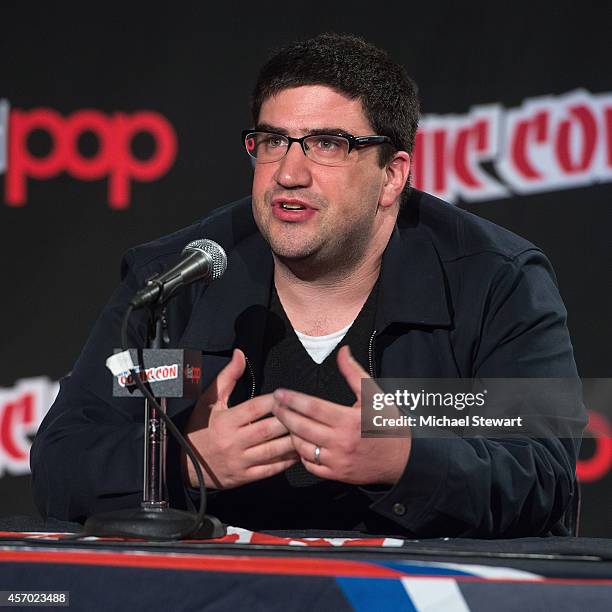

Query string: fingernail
[274,389,286,402]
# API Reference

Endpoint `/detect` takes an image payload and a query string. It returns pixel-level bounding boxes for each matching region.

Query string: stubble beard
[253,193,377,282]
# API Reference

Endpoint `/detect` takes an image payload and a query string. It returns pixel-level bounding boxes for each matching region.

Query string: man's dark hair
[251,33,420,205]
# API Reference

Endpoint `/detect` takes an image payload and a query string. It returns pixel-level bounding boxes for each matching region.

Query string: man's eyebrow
[307,127,353,137]
[255,123,289,135]
[254,124,354,137]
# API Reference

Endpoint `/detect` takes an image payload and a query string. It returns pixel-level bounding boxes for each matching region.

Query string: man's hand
[183,349,299,489]
[271,345,411,486]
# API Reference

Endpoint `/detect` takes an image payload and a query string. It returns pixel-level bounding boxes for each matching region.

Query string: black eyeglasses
[242,130,392,166]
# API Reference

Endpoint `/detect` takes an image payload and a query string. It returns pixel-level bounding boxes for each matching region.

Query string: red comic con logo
[2,105,177,209]
[0,377,59,477]
[0,392,34,462]
[577,410,612,483]
[411,89,612,204]
[117,364,179,387]
[185,365,202,383]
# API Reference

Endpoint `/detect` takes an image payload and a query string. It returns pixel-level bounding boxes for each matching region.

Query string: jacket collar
[179,230,273,354]
[376,221,452,330]
[179,201,451,353]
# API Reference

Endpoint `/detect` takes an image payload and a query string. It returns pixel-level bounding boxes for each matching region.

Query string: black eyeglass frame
[242,129,393,162]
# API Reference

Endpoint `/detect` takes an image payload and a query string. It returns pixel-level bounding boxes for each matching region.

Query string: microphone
[130,239,227,309]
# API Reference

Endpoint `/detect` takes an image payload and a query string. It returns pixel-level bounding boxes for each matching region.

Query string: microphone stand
[83,304,225,540]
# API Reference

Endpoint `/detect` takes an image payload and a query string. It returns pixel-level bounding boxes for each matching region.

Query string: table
[1,518,611,611]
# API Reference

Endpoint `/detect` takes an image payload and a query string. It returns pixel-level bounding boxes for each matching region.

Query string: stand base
[82,507,226,540]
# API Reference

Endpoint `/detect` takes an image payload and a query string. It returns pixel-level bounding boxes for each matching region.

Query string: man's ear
[379,151,411,208]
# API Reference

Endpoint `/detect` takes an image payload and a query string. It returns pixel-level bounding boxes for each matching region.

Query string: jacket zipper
[244,354,256,399]
[368,330,377,378]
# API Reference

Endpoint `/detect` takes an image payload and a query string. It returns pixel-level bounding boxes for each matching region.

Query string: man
[31,34,583,537]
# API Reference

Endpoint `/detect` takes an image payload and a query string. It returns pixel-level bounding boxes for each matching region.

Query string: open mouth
[271,198,316,222]
[279,202,306,211]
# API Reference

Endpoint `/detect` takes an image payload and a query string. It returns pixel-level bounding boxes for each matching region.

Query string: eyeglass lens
[245,132,350,165]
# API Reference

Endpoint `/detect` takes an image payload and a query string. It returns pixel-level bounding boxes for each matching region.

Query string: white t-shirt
[294,321,354,364]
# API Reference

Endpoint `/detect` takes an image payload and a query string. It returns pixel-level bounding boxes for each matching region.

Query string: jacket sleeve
[368,248,586,537]
[30,250,192,522]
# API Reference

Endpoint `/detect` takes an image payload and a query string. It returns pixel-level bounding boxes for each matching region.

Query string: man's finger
[214,348,247,404]
[197,348,246,409]
[244,415,290,447]
[243,434,296,465]
[289,432,322,463]
[231,393,278,426]
[337,345,373,403]
[272,401,333,446]
[245,455,300,482]
[296,435,334,478]
[272,388,336,425]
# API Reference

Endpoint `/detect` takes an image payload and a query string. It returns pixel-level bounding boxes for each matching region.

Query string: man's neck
[273,248,382,337]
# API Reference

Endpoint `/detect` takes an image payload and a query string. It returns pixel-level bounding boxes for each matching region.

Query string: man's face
[251,85,392,271]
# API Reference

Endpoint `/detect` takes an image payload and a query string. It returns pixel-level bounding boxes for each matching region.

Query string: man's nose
[273,142,312,188]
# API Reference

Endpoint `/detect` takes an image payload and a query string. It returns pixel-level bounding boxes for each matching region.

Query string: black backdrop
[1,3,610,536]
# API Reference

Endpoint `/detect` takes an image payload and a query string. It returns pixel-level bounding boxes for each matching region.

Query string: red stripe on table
[2,547,612,585]
[0,549,403,578]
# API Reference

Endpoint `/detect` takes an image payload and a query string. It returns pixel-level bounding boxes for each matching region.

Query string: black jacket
[31,190,585,537]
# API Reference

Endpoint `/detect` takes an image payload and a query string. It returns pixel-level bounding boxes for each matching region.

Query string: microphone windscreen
[183,239,227,280]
